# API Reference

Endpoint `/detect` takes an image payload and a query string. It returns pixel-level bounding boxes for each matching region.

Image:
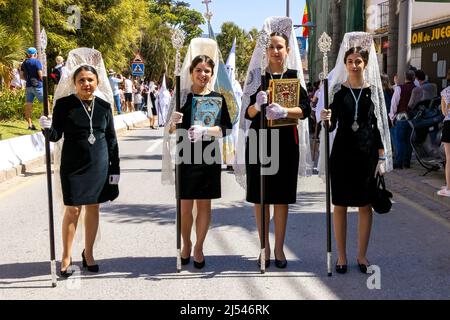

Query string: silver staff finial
[257,30,271,71]
[318,32,332,78]
[202,0,213,22]
[171,29,185,76]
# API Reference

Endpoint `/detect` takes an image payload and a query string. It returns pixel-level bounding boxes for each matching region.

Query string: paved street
[0,126,449,300]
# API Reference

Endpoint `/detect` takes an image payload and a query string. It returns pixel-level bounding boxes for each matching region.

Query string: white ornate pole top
[318,32,332,79]
[257,30,271,71]
[171,29,185,76]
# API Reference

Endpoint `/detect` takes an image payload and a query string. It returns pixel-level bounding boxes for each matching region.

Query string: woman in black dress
[168,54,232,269]
[40,63,119,277]
[242,17,311,269]
[321,37,391,274]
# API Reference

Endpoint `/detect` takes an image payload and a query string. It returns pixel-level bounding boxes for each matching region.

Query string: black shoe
[60,258,73,278]
[403,163,411,169]
[335,260,347,274]
[82,249,99,272]
[357,260,370,274]
[181,256,190,265]
[393,164,403,169]
[274,256,287,269]
[28,125,37,131]
[257,255,270,268]
[193,259,205,269]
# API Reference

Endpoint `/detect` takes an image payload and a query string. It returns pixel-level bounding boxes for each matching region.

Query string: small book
[268,78,300,127]
[191,96,222,127]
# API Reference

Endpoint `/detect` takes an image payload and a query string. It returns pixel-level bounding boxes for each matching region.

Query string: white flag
[225,37,236,82]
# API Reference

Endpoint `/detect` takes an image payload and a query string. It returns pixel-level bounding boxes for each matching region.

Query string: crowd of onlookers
[7,47,176,130]
[306,67,443,170]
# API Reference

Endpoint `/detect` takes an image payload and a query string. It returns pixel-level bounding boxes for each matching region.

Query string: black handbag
[372,174,393,214]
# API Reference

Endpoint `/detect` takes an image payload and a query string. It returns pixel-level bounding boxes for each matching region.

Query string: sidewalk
[0,111,149,183]
[386,159,450,218]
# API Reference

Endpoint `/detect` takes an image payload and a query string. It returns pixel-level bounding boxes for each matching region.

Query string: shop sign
[411,23,450,45]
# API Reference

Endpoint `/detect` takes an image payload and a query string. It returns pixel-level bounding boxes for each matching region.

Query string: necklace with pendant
[267,66,285,81]
[77,96,96,144]
[348,81,364,132]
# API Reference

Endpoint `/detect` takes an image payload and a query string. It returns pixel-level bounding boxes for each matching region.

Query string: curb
[388,169,450,209]
[0,111,149,184]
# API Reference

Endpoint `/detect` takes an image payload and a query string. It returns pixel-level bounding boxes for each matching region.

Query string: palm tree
[0,24,25,89]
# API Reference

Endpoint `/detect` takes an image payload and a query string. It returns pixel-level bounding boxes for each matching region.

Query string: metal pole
[397,0,412,83]
[175,73,181,273]
[171,30,184,272]
[286,0,290,17]
[34,0,57,287]
[257,31,270,274]
[318,32,333,276]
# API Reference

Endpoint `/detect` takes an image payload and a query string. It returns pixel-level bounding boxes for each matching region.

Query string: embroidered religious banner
[191,96,222,127]
[268,78,300,127]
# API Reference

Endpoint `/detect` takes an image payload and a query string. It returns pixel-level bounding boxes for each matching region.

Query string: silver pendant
[88,133,96,145]
[351,121,359,132]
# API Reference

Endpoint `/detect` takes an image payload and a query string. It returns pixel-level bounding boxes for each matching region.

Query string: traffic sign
[131,62,144,76]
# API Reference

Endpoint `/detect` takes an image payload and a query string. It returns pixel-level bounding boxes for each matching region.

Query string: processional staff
[257,30,270,274]
[171,28,185,272]
[318,32,333,277]
[41,28,57,287]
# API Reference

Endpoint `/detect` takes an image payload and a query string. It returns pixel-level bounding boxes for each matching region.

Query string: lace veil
[161,38,221,185]
[233,16,312,189]
[318,32,393,177]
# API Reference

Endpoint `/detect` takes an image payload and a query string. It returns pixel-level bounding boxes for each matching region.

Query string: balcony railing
[378,1,389,29]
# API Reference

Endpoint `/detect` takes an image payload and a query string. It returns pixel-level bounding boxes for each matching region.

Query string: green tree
[142,0,204,86]
[216,22,257,82]
[0,24,25,88]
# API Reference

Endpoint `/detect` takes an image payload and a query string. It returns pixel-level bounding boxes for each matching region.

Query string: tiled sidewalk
[386,160,450,220]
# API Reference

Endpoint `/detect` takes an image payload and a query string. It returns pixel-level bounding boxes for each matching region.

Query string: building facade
[366,0,450,91]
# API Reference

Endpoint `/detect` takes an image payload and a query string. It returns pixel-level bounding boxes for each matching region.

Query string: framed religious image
[268,78,300,127]
[191,96,222,127]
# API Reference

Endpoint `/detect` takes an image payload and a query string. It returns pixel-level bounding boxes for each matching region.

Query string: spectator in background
[389,70,416,169]
[381,73,393,120]
[50,55,68,85]
[133,80,143,111]
[438,69,450,197]
[123,74,134,113]
[409,69,438,109]
[108,69,123,114]
[20,47,43,130]
[381,73,395,153]
[10,64,25,90]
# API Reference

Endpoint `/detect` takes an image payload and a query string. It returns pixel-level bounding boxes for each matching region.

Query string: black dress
[150,92,157,116]
[245,69,310,204]
[49,94,120,206]
[178,91,232,199]
[329,86,383,207]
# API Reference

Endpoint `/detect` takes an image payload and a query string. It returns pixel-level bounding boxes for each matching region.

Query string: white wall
[366,0,450,33]
[412,2,450,27]
[366,0,389,33]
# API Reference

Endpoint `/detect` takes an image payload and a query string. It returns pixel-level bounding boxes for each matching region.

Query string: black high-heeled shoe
[357,259,370,274]
[82,249,99,273]
[274,254,287,269]
[60,258,73,278]
[193,252,205,269]
[181,256,190,265]
[335,259,347,274]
